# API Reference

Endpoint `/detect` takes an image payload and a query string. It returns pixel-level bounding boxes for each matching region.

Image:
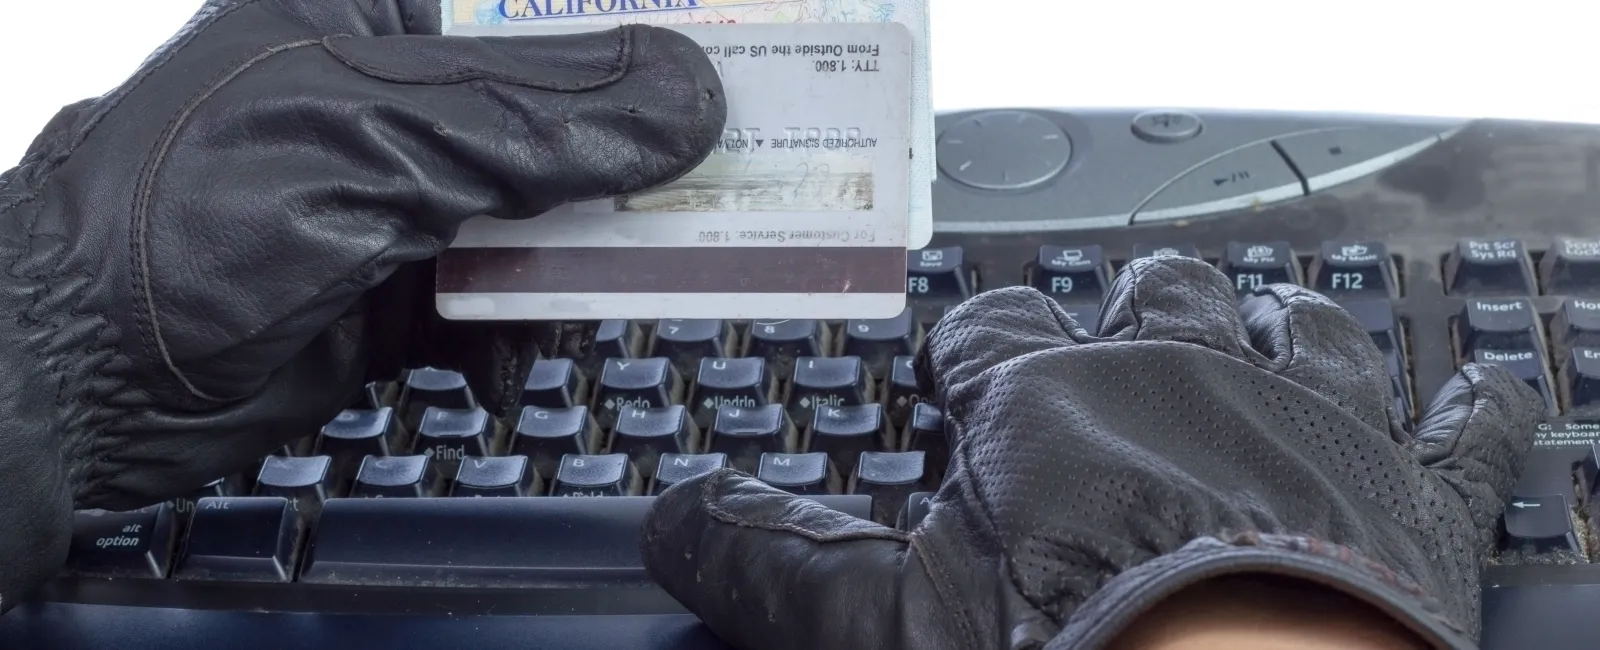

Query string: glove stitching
[699,472,909,543]
[908,534,983,646]
[128,38,323,405]
[321,28,630,90]
[0,0,265,215]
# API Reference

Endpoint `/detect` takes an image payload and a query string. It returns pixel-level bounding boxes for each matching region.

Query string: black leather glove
[643,256,1543,649]
[0,0,724,610]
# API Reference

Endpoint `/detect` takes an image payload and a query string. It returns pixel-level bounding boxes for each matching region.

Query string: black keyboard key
[1512,431,1600,504]
[174,497,298,583]
[1058,304,1102,331]
[610,406,700,477]
[1473,350,1556,414]
[316,408,398,476]
[592,357,683,429]
[1502,494,1580,555]
[1310,241,1395,297]
[351,455,434,498]
[398,367,475,432]
[710,404,797,472]
[298,495,870,588]
[364,381,397,409]
[170,477,239,519]
[62,504,178,579]
[652,453,729,495]
[254,455,333,518]
[906,403,949,480]
[906,246,972,301]
[756,452,839,495]
[851,451,929,524]
[1131,243,1200,260]
[453,456,541,497]
[841,308,921,378]
[1540,237,1600,295]
[1222,242,1300,296]
[1031,245,1111,304]
[1456,299,1542,357]
[651,319,734,378]
[572,320,644,376]
[1445,238,1536,295]
[552,454,641,497]
[811,403,891,475]
[691,357,775,429]
[1338,299,1403,353]
[413,407,493,479]
[787,356,874,425]
[1554,299,1600,355]
[1502,423,1600,558]
[900,492,935,530]
[884,355,924,428]
[521,358,587,409]
[745,319,829,379]
[1560,349,1600,414]
[510,406,602,479]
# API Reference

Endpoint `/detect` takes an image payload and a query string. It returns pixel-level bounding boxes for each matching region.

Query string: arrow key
[1502,494,1581,556]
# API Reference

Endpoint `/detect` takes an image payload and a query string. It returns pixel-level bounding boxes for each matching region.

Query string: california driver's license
[434,22,912,321]
[441,0,934,251]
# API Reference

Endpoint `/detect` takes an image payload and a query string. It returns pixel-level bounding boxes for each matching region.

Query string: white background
[2,0,1597,165]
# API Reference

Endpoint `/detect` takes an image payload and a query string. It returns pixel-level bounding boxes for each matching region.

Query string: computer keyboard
[6,108,1600,649]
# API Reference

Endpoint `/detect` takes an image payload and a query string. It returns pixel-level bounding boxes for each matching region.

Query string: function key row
[1445,237,1600,296]
[912,240,1404,304]
[909,236,1600,306]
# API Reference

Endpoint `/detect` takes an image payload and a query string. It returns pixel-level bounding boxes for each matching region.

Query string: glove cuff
[1045,533,1473,650]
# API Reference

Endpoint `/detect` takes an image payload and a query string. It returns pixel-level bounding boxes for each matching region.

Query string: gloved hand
[0,0,724,609]
[643,256,1543,649]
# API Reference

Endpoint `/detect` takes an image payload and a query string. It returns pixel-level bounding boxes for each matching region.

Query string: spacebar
[299,495,872,588]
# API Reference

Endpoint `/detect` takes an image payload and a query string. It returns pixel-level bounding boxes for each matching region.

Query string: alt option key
[63,503,178,579]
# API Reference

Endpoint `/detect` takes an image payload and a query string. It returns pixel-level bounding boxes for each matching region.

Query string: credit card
[435,22,912,321]
[441,0,935,250]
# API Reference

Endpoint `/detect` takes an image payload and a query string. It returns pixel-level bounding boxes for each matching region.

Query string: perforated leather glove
[0,0,723,610]
[643,256,1544,650]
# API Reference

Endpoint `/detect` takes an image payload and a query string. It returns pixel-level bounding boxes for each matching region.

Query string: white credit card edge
[437,292,907,320]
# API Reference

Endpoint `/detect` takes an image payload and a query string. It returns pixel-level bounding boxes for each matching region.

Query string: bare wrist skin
[1106,575,1433,650]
